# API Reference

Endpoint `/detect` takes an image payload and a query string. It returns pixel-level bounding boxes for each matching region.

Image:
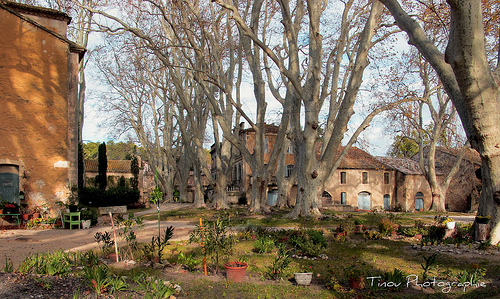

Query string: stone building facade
[0,1,84,214]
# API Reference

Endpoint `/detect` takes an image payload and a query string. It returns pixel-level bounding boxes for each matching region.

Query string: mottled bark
[381,0,500,244]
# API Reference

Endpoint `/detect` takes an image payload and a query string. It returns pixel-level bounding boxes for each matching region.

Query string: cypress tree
[98,142,107,190]
[78,142,85,190]
[131,156,139,190]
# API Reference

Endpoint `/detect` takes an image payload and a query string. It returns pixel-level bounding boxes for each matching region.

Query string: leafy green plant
[420,253,439,280]
[189,213,235,274]
[427,225,446,243]
[253,236,275,254]
[134,273,176,299]
[34,276,53,290]
[365,230,382,240]
[381,268,405,291]
[344,264,364,279]
[457,267,486,285]
[286,229,326,257]
[116,212,144,260]
[18,251,72,276]
[3,256,13,273]
[94,231,114,256]
[78,251,100,267]
[145,226,174,263]
[177,252,201,272]
[84,264,110,295]
[354,218,364,225]
[108,276,129,294]
[265,243,292,280]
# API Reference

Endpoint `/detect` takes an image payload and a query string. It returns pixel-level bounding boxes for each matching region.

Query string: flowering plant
[20,207,33,214]
[5,203,16,209]
[378,219,398,235]
[442,217,454,224]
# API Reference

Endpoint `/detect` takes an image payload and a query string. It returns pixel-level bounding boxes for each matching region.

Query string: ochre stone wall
[0,8,78,214]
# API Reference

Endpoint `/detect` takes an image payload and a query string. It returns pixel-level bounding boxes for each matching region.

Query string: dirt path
[0,203,196,267]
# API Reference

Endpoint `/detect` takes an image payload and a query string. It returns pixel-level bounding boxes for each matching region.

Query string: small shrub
[365,230,382,240]
[94,231,114,256]
[84,264,110,295]
[265,243,292,280]
[427,225,446,243]
[189,213,234,274]
[378,219,398,236]
[253,236,275,254]
[177,252,200,272]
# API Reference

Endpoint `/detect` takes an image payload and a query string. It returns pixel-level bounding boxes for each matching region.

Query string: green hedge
[78,187,140,207]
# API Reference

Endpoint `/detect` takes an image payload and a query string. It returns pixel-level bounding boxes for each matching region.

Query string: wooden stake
[200,218,207,276]
[109,212,119,263]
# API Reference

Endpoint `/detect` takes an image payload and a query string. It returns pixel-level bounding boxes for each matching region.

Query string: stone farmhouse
[210,123,481,212]
[0,1,85,214]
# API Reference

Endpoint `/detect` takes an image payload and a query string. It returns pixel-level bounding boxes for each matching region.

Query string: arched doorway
[415,192,424,211]
[267,189,278,206]
[340,192,347,205]
[383,194,391,211]
[358,192,371,210]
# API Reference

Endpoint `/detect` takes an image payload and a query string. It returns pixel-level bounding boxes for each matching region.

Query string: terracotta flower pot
[349,277,364,289]
[225,262,248,283]
[32,213,40,219]
[22,214,29,220]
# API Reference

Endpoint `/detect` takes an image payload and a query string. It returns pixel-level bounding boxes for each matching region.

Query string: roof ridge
[0,1,86,58]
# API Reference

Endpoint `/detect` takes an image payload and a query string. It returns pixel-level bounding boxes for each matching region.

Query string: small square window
[362,172,368,184]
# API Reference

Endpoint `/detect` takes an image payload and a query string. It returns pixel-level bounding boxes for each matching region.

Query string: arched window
[341,192,347,205]
[415,192,424,211]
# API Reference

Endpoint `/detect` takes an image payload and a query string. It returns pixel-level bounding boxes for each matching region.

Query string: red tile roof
[85,160,131,173]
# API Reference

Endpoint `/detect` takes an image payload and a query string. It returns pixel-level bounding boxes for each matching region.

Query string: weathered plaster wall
[0,8,77,213]
[394,173,433,212]
[324,169,396,210]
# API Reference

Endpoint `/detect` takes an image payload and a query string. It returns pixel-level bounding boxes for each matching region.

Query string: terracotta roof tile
[374,156,423,174]
[85,160,131,173]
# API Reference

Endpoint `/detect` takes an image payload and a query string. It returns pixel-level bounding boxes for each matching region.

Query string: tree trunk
[249,175,270,214]
[193,162,206,208]
[445,0,500,244]
[379,0,500,244]
[428,184,446,212]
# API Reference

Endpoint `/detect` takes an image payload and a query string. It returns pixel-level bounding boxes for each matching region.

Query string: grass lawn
[114,206,500,298]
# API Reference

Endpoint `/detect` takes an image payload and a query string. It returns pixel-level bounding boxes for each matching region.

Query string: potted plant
[3,203,18,214]
[224,260,249,283]
[32,205,42,219]
[20,206,33,220]
[189,212,236,275]
[80,207,98,229]
[67,187,79,212]
[345,265,365,289]
[0,199,7,214]
[443,217,455,229]
[354,218,364,232]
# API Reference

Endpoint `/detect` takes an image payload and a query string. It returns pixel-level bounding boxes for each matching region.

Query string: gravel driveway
[0,203,196,267]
